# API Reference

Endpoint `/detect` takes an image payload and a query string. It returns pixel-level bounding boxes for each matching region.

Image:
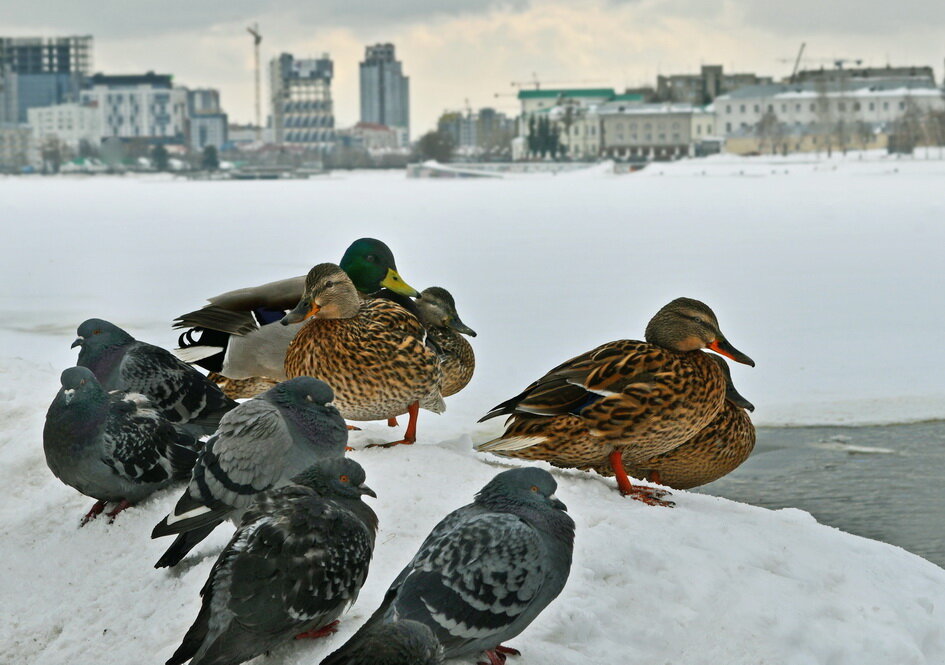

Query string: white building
[599,102,709,161]
[27,102,101,149]
[0,123,37,169]
[715,79,945,137]
[549,104,601,159]
[270,53,335,150]
[80,73,188,143]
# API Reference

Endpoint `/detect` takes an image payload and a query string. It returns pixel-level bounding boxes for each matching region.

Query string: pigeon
[43,366,200,524]
[320,620,443,665]
[152,376,348,568]
[326,467,574,665]
[73,318,237,437]
[166,457,378,665]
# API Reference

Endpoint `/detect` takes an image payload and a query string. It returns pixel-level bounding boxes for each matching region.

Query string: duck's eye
[339,475,350,483]
[531,486,539,493]
[366,254,377,263]
[690,316,704,325]
[323,281,334,289]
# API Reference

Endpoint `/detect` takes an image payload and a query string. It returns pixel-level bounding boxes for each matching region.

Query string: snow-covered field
[2,155,945,664]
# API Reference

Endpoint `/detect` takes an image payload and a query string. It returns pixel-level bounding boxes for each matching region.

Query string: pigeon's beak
[548,493,567,511]
[61,388,75,404]
[357,484,377,498]
[71,337,83,348]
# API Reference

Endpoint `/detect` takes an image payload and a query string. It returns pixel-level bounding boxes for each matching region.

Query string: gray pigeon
[325,467,574,665]
[152,376,348,568]
[320,620,443,665]
[44,366,200,524]
[166,457,378,665]
[73,318,237,437]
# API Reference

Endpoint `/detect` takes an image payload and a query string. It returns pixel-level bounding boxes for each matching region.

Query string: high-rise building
[0,36,92,123]
[359,43,409,145]
[270,53,335,150]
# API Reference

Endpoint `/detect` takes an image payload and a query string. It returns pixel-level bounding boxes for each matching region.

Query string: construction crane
[789,42,806,83]
[247,23,262,142]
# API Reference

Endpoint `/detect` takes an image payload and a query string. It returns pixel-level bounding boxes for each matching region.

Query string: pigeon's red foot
[345,446,355,452]
[80,500,107,526]
[346,425,362,431]
[294,620,339,640]
[478,645,521,665]
[387,417,399,427]
[105,499,132,522]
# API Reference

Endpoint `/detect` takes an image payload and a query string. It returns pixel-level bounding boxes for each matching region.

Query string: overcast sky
[3,0,944,135]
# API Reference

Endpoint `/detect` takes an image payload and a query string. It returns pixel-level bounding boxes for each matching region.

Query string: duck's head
[708,355,755,411]
[644,298,754,366]
[340,238,419,298]
[281,263,361,324]
[416,287,477,337]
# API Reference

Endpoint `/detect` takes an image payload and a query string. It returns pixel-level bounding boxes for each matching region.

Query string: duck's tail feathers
[475,435,548,454]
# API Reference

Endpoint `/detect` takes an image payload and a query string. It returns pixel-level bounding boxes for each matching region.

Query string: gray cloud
[0,0,530,39]
[741,0,945,36]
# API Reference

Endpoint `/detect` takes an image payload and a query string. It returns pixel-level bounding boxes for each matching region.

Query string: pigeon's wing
[100,392,188,484]
[225,496,376,634]
[191,399,295,509]
[152,399,293,541]
[119,341,235,428]
[388,512,547,652]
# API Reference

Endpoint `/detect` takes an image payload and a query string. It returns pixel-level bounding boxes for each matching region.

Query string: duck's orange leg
[387,417,399,427]
[368,402,418,448]
[609,450,674,507]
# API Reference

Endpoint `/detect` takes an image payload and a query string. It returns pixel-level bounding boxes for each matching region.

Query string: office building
[270,53,335,150]
[359,43,409,145]
[0,35,92,123]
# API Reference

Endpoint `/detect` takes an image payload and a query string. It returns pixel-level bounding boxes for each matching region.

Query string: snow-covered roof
[717,78,942,102]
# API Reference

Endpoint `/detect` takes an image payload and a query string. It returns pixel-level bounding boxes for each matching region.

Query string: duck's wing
[479,340,665,421]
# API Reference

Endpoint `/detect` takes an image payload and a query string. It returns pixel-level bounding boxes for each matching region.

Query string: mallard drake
[476,297,754,505]
[173,238,418,382]
[415,287,476,398]
[282,263,444,447]
[611,355,756,490]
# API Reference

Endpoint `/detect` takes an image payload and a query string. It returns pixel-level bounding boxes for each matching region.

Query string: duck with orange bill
[476,297,754,506]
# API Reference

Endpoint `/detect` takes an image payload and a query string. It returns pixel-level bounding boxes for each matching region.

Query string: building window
[796,104,801,112]
[726,105,731,113]
[838,102,846,112]
[899,101,905,110]
[869,102,875,111]
[672,121,679,129]
[883,102,889,110]
[740,104,746,113]
[781,104,787,112]
[767,104,773,112]
[853,102,860,111]
[726,122,731,132]
[810,103,815,112]
[754,104,760,113]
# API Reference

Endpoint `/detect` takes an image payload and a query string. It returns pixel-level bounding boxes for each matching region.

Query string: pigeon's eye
[305,394,313,402]
[530,486,539,493]
[93,329,102,335]
[339,475,350,483]
[79,379,86,386]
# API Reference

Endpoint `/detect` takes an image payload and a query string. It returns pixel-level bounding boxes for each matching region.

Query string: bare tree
[756,109,781,154]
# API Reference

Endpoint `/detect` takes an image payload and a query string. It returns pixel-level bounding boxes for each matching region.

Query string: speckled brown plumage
[284,298,444,421]
[607,400,756,489]
[427,326,475,397]
[207,372,279,400]
[478,340,726,468]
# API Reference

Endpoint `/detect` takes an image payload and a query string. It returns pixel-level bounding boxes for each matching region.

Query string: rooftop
[518,88,616,100]
[717,78,940,101]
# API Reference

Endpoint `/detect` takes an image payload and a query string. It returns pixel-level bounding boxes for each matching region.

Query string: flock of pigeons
[42,237,756,665]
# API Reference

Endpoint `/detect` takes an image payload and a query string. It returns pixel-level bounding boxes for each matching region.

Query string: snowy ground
[2,154,945,664]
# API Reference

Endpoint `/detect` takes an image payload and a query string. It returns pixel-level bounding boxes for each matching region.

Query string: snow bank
[2,358,944,665]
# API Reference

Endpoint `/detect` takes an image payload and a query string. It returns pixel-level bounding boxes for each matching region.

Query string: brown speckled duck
[416,287,477,398]
[282,263,444,447]
[612,355,756,490]
[476,297,754,505]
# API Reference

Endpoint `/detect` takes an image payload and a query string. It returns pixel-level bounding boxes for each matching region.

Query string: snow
[2,156,945,664]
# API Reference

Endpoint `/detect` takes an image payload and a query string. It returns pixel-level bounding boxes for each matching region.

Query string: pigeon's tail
[154,523,220,569]
[166,600,211,665]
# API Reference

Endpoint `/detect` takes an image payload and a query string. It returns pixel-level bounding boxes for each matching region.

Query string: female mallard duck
[415,287,477,398]
[609,355,756,490]
[282,263,444,447]
[172,238,418,386]
[476,297,754,505]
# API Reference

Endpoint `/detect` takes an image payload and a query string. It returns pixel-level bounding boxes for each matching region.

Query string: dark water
[697,421,945,568]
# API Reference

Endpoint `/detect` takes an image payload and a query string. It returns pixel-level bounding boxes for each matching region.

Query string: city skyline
[2,0,944,133]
